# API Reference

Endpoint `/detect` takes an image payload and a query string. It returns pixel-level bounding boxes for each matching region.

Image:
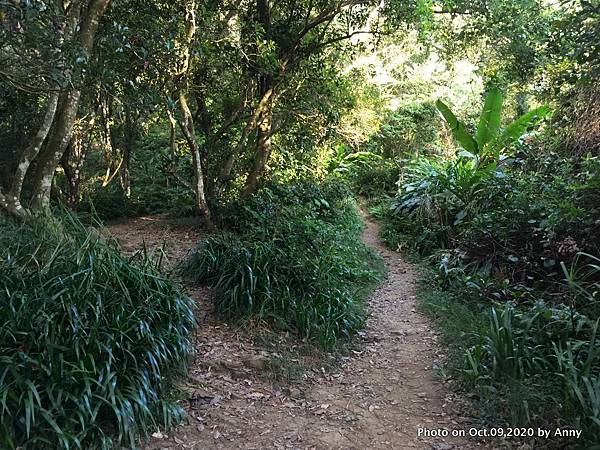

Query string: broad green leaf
[457,149,476,159]
[490,106,551,153]
[436,99,478,154]
[476,86,503,150]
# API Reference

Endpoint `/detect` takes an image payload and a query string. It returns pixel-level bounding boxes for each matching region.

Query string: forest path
[107,213,484,450]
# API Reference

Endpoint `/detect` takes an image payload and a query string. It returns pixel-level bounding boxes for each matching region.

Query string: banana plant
[436,87,550,162]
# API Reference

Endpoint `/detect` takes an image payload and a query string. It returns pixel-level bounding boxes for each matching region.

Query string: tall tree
[0,0,111,218]
[239,0,381,195]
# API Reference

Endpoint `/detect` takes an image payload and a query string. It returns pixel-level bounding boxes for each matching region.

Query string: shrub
[389,152,600,287]
[366,102,442,157]
[185,178,382,349]
[0,213,195,449]
[388,156,501,253]
[351,159,400,200]
[385,143,600,445]
[325,145,399,201]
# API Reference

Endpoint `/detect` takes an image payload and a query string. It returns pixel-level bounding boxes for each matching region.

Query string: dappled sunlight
[1,0,598,448]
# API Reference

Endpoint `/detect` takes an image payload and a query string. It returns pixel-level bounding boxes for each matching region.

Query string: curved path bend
[108,214,483,450]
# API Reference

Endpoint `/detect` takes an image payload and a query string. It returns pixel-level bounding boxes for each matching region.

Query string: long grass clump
[0,212,195,449]
[185,178,383,349]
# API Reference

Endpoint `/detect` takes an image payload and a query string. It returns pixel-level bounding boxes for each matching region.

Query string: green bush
[384,145,600,445]
[185,178,382,349]
[350,159,400,200]
[365,102,442,157]
[389,152,600,287]
[325,145,399,201]
[387,155,500,253]
[0,213,195,449]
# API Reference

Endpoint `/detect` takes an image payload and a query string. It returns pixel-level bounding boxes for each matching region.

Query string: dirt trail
[108,214,484,450]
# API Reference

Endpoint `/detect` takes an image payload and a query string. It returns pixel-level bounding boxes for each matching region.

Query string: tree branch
[308,30,375,51]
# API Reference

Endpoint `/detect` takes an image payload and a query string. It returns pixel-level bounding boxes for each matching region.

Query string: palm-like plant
[436,87,550,163]
[395,90,551,230]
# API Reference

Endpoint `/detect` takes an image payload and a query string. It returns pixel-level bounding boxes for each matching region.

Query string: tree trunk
[29,0,111,211]
[119,103,140,200]
[60,143,79,209]
[0,91,60,218]
[60,125,89,210]
[167,108,180,155]
[31,89,82,209]
[515,90,528,118]
[0,192,28,219]
[241,0,273,196]
[242,74,274,196]
[220,86,273,181]
[168,0,212,227]
[9,92,59,201]
[178,90,212,227]
[120,139,132,199]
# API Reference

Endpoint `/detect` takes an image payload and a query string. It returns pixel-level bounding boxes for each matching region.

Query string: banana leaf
[490,105,551,153]
[436,99,478,154]
[476,86,503,150]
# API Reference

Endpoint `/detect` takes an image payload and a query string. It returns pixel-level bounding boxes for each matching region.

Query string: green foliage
[436,88,550,159]
[0,1,74,92]
[419,265,600,446]
[554,323,600,442]
[385,142,600,445]
[492,106,550,152]
[79,126,196,220]
[339,102,441,203]
[389,156,501,252]
[0,213,195,449]
[552,86,600,157]
[325,144,399,200]
[475,87,503,150]
[185,178,383,349]
[326,145,383,176]
[365,102,442,157]
[3,0,600,445]
[436,99,478,154]
[462,301,600,445]
[391,149,600,291]
[350,159,400,200]
[546,0,600,86]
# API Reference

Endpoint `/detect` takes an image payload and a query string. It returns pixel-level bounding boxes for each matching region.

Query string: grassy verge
[0,212,195,449]
[184,178,385,350]
[416,272,489,364]
[408,264,598,450]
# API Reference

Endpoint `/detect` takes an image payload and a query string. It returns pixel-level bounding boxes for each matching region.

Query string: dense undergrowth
[0,213,195,449]
[185,178,383,349]
[368,145,600,447]
[3,1,600,448]
[75,128,197,221]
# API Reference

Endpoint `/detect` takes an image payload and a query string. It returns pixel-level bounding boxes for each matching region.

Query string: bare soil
[107,213,487,450]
